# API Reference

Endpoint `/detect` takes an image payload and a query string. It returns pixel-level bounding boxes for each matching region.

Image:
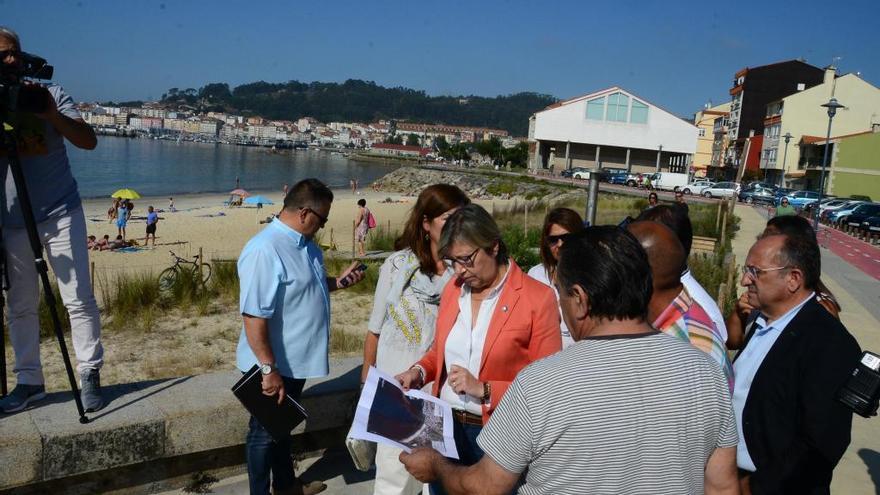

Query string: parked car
[738,183,778,205]
[860,216,880,238]
[803,195,838,216]
[682,180,713,196]
[843,203,880,231]
[560,167,589,178]
[827,201,867,226]
[702,181,739,198]
[598,168,627,182]
[624,173,643,187]
[817,199,851,217]
[650,172,690,192]
[607,170,630,185]
[572,169,593,180]
[780,190,821,209]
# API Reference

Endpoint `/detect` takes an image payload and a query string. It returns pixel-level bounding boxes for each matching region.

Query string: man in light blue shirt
[236,178,364,495]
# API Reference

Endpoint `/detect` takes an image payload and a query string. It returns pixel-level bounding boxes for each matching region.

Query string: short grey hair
[0,26,20,50]
[439,204,508,263]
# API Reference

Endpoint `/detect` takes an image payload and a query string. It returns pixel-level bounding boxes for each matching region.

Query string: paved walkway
[732,205,880,495]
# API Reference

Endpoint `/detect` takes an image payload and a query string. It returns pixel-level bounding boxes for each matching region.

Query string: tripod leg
[2,125,88,423]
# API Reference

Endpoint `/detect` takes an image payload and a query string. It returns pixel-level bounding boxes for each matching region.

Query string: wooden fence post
[716,282,728,308]
[715,200,723,233]
[90,261,96,295]
[198,247,203,281]
[491,201,496,216]
[719,204,729,249]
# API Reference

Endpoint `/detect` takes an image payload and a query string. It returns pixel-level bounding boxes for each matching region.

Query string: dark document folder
[232,365,308,441]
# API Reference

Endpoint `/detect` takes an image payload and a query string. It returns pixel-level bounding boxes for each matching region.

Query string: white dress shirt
[732,292,814,471]
[526,264,575,349]
[440,267,510,415]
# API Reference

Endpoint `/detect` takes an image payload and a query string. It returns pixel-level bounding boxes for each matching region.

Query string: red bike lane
[818,225,880,281]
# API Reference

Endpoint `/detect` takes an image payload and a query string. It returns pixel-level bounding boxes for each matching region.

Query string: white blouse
[440,267,510,415]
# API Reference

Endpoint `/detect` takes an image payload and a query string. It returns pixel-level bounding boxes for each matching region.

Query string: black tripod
[0,108,89,423]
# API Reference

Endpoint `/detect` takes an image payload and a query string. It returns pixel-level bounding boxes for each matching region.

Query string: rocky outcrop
[374,167,576,201]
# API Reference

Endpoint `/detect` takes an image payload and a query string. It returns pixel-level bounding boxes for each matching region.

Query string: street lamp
[814,97,845,231]
[655,144,663,172]
[780,132,792,187]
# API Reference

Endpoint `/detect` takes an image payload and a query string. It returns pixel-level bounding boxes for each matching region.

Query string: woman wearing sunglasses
[396,204,561,495]
[526,208,584,348]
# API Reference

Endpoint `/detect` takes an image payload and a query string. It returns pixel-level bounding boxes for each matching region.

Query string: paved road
[819,224,880,281]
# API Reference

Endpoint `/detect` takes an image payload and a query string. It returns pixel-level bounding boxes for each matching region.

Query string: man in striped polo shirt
[400,226,739,494]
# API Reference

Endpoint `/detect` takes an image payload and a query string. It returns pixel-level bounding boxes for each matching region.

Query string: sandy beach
[81,187,513,280]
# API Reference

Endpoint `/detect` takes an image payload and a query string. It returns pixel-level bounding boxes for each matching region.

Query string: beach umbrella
[110,188,141,199]
[229,188,249,197]
[244,195,274,205]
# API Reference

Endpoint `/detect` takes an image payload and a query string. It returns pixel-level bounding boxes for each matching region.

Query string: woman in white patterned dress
[361,184,470,495]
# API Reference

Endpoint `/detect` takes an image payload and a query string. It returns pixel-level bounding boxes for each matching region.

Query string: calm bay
[67,136,399,198]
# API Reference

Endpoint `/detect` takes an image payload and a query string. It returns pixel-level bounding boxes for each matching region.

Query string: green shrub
[486,181,517,196]
[366,225,399,252]
[37,283,71,339]
[688,252,739,317]
[502,225,542,269]
[209,260,239,301]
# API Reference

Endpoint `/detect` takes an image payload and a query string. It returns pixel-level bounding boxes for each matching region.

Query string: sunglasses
[546,233,571,246]
[300,207,328,226]
[443,247,480,269]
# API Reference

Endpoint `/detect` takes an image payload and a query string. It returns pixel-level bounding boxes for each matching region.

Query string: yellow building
[760,67,880,187]
[692,102,730,177]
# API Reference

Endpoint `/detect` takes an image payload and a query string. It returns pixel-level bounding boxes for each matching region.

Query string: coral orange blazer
[415,259,562,424]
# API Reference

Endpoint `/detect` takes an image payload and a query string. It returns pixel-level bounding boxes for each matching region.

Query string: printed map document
[350,366,459,459]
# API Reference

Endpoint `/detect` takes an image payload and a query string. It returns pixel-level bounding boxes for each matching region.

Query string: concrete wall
[828,131,880,199]
[533,88,699,155]
[0,358,361,494]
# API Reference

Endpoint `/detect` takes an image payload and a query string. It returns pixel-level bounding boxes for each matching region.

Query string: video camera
[0,51,54,114]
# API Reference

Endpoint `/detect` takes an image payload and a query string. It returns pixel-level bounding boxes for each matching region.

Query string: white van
[650,172,690,192]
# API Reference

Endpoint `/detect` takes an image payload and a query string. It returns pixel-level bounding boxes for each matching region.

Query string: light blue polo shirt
[236,218,331,379]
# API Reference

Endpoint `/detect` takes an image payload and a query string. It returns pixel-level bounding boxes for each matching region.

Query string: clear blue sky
[7,0,879,119]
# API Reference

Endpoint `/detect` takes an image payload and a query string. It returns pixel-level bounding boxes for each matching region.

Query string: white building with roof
[529,87,698,174]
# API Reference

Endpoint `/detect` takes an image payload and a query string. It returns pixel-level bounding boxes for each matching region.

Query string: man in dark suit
[732,233,861,494]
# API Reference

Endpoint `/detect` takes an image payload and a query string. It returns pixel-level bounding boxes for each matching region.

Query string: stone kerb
[0,357,361,491]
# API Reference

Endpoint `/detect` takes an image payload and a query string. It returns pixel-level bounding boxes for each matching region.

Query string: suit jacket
[415,259,562,424]
[736,297,861,495]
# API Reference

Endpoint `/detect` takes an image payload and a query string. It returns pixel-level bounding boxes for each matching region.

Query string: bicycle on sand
[158,250,212,291]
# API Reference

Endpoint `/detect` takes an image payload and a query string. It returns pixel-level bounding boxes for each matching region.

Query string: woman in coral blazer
[396,204,561,494]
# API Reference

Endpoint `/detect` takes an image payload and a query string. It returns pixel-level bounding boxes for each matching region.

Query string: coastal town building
[713,59,825,179]
[692,102,731,177]
[369,143,431,157]
[815,128,880,198]
[528,87,698,174]
[758,69,880,187]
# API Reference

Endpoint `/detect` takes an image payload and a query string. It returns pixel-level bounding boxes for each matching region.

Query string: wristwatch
[259,362,277,375]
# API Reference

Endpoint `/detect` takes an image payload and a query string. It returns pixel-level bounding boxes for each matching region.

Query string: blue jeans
[246,376,306,495]
[429,419,485,495]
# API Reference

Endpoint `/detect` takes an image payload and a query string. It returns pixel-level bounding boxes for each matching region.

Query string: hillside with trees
[158,79,556,136]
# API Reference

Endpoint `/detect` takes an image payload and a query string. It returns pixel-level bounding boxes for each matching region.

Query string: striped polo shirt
[477,331,737,494]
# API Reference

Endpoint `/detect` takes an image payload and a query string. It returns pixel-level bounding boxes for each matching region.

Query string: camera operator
[0,26,105,413]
